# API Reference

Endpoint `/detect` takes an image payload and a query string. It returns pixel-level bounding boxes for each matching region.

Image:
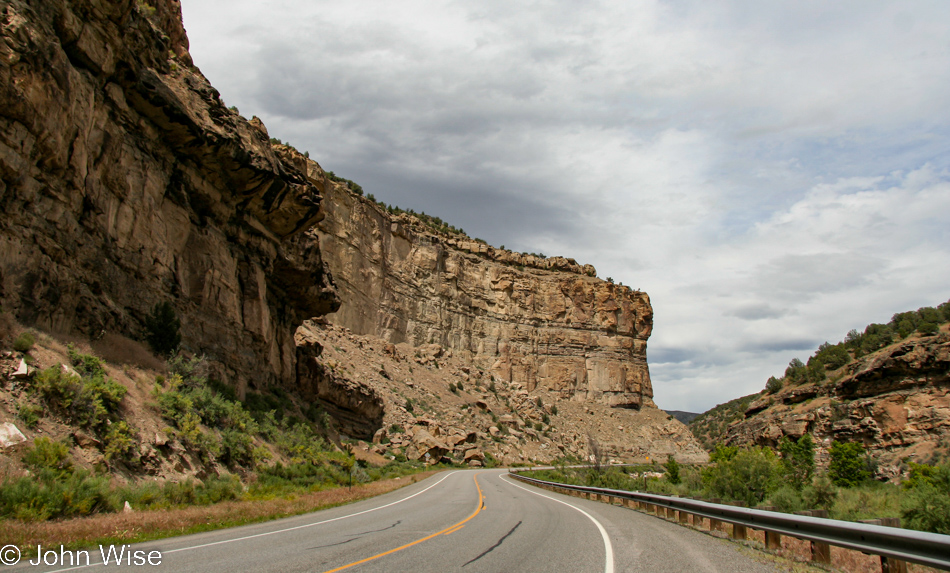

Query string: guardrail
[509,471,950,572]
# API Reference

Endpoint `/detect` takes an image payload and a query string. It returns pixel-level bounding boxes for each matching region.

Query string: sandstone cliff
[294,153,706,463]
[706,328,950,477]
[0,0,338,392]
[0,0,705,466]
[314,178,654,409]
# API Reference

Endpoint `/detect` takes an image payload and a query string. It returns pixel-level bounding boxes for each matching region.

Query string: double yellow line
[323,472,485,572]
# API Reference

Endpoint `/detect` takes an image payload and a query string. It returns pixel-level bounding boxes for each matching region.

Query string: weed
[13,331,35,353]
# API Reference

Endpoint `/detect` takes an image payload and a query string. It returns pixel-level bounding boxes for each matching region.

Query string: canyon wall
[0,0,338,392]
[313,177,655,409]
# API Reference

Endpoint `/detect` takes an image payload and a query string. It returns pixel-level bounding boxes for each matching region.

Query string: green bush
[23,437,73,477]
[0,471,116,520]
[145,301,181,356]
[16,402,41,429]
[828,441,871,487]
[765,376,783,394]
[2,438,119,520]
[802,474,837,510]
[103,421,137,463]
[769,485,804,513]
[31,359,127,432]
[702,447,781,506]
[901,462,950,534]
[13,331,35,353]
[665,455,681,485]
[778,434,815,490]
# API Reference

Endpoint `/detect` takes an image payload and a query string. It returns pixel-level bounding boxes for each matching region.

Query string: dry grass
[3,470,441,557]
[91,333,166,372]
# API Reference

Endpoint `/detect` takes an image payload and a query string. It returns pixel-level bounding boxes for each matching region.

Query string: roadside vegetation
[0,314,443,524]
[525,437,950,535]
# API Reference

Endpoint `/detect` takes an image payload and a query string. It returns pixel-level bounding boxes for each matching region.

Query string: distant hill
[664,410,700,425]
[689,300,950,473]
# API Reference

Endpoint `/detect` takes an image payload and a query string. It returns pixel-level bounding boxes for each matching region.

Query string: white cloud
[180,0,950,412]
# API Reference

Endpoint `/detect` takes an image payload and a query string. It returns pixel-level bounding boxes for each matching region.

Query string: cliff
[0,0,706,466]
[707,328,950,477]
[314,180,654,409]
[0,0,338,392]
[296,157,706,463]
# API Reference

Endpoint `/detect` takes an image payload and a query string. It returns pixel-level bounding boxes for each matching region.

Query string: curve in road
[14,469,788,572]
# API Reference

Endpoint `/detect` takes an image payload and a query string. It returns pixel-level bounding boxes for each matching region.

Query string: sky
[179,0,950,413]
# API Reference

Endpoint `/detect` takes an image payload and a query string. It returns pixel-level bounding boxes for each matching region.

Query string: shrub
[0,471,116,520]
[103,421,137,464]
[828,441,871,487]
[802,474,838,510]
[16,402,41,429]
[765,376,783,394]
[769,485,804,513]
[702,447,781,506]
[13,331,35,353]
[778,433,815,490]
[901,463,950,534]
[665,455,681,485]
[145,301,181,356]
[23,437,73,478]
[918,322,939,335]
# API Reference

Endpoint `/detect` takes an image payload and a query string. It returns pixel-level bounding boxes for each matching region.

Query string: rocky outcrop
[313,181,654,409]
[298,321,709,465]
[722,331,950,476]
[0,0,338,392]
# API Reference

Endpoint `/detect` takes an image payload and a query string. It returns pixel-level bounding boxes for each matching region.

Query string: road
[11,469,786,572]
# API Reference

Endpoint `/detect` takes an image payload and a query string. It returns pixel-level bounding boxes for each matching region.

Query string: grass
[2,470,442,558]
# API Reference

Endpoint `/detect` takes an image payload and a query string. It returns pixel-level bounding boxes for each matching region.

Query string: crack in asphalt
[462,521,522,566]
[307,521,403,550]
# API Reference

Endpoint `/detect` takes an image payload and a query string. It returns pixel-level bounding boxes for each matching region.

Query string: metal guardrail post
[797,510,831,564]
[759,506,782,549]
[861,518,908,573]
[728,502,748,540]
[708,499,724,532]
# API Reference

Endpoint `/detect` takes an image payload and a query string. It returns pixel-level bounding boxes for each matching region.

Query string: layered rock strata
[313,179,654,409]
[723,330,950,476]
[0,0,338,392]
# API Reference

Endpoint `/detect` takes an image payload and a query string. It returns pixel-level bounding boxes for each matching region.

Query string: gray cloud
[181,0,950,413]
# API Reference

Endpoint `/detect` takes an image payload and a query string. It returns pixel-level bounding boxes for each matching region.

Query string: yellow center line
[443,524,466,536]
[321,472,485,573]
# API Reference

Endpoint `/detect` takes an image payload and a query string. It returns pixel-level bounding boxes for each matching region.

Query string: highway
[14,469,785,572]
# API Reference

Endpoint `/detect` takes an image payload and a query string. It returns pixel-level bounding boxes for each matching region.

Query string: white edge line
[501,474,615,573]
[42,471,460,573]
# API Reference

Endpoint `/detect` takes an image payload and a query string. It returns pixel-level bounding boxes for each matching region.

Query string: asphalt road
[10,469,786,572]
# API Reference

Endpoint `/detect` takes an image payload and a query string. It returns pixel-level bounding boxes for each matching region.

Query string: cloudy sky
[180,0,950,413]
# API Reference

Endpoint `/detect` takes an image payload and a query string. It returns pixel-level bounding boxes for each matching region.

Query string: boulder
[0,422,26,448]
[406,429,448,463]
[12,358,30,379]
[463,449,485,463]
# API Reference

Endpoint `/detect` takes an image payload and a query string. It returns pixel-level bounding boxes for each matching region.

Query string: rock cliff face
[0,0,705,464]
[0,0,338,392]
[314,182,654,409]
[720,330,950,476]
